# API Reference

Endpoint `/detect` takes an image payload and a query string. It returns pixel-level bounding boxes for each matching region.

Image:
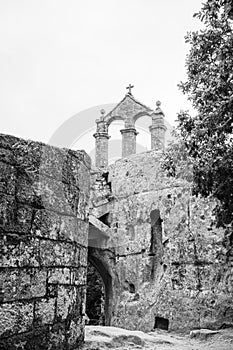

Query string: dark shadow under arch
[88,247,113,325]
[86,261,105,325]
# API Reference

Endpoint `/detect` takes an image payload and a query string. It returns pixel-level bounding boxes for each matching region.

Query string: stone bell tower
[93,86,167,168]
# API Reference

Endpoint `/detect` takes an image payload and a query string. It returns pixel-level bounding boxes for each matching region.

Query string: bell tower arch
[93,86,167,167]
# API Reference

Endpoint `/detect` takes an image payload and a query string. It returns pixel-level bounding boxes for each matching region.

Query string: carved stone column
[149,101,167,151]
[120,127,138,158]
[93,109,110,168]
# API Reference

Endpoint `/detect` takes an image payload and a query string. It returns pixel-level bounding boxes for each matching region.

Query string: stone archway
[86,260,105,325]
[87,247,113,325]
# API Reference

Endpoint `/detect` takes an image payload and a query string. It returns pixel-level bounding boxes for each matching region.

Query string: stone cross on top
[126,84,134,95]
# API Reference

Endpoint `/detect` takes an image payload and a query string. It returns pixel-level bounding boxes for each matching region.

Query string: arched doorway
[86,247,113,326]
[86,260,105,325]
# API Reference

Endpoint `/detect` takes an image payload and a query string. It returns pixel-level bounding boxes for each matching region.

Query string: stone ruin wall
[0,130,232,349]
[0,134,90,350]
[91,150,233,332]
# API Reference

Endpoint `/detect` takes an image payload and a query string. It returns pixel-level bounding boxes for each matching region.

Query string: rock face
[90,150,233,332]
[0,128,233,349]
[0,134,91,350]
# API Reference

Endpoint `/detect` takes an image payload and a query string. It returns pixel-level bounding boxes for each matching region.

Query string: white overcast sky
[0,0,203,145]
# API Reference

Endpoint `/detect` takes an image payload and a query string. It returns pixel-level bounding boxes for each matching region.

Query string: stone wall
[0,134,90,350]
[1,130,232,342]
[91,150,233,332]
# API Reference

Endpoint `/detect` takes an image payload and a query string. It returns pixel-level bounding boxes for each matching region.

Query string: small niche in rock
[133,293,140,301]
[154,316,169,331]
[101,172,112,191]
[128,225,135,241]
[149,209,163,279]
[129,283,135,293]
[102,172,109,183]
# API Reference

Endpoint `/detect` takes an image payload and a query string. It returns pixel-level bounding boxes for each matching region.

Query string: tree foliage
[165,0,233,228]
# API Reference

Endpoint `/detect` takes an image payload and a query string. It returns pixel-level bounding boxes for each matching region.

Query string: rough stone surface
[1,110,233,350]
[190,328,219,340]
[0,134,90,350]
[90,150,233,332]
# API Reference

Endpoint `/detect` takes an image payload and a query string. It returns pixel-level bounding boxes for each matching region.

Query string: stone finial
[95,109,109,134]
[155,100,164,117]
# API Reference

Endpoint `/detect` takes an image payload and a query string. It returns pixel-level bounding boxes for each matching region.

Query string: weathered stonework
[1,90,233,348]
[90,150,233,332]
[0,134,90,350]
[149,101,167,151]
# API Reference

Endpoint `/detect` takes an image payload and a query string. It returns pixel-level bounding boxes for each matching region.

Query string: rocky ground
[81,326,233,350]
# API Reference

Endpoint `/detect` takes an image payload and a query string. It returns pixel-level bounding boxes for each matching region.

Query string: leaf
[164,0,233,229]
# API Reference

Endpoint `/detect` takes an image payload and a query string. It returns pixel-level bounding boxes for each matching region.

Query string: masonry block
[48,267,71,285]
[1,268,47,301]
[0,302,34,338]
[1,236,40,268]
[34,298,56,325]
[0,134,90,349]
